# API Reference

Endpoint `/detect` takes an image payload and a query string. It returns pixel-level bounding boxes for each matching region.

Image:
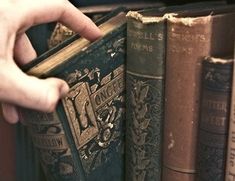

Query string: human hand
[0,0,102,123]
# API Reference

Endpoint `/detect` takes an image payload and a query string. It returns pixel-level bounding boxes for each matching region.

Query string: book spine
[125,15,166,180]
[162,16,213,181]
[19,110,85,181]
[163,12,235,181]
[225,44,235,181]
[197,57,233,181]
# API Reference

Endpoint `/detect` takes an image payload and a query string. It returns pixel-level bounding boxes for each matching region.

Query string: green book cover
[19,8,126,181]
[126,8,166,181]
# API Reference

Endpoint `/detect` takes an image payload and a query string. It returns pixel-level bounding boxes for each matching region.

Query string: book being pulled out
[20,8,126,181]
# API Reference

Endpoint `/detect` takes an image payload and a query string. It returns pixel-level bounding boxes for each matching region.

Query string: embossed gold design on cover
[63,82,99,149]
[130,80,151,180]
[63,64,125,173]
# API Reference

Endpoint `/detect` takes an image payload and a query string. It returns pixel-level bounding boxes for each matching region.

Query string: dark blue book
[20,8,126,181]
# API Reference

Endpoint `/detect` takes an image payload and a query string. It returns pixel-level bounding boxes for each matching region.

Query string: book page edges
[27,12,126,76]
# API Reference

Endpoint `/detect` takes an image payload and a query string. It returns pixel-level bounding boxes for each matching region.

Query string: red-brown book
[163,6,235,181]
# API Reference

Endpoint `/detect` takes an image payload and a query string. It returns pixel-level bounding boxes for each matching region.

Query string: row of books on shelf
[126,2,235,181]
[15,1,235,181]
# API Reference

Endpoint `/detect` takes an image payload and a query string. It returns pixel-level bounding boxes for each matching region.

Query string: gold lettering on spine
[128,27,163,53]
[170,31,206,42]
[127,29,163,41]
[169,29,208,55]
[20,109,74,175]
[203,116,226,127]
[21,111,60,125]
[204,100,228,113]
[31,134,68,150]
[201,95,229,132]
[131,42,153,52]
[90,73,124,110]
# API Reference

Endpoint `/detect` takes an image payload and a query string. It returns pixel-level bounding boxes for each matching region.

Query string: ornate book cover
[48,23,75,49]
[19,8,126,181]
[163,6,235,181]
[197,56,233,181]
[126,8,166,181]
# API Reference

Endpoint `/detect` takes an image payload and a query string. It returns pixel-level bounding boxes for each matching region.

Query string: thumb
[23,77,69,112]
[1,77,69,124]
[0,62,69,112]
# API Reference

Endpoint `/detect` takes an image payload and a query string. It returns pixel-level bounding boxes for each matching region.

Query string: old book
[197,56,233,181]
[125,2,226,181]
[225,43,235,181]
[125,8,166,181]
[163,6,235,181]
[19,8,126,181]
